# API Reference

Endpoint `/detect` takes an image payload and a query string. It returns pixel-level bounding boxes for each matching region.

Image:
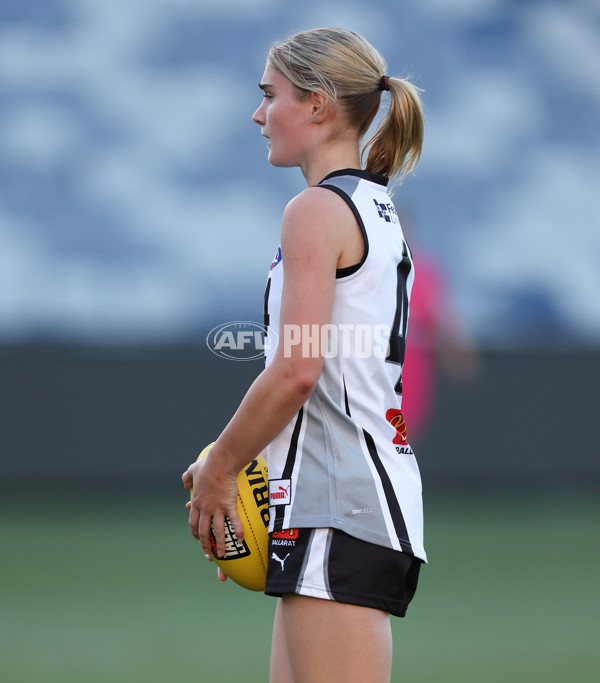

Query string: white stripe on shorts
[296,528,334,600]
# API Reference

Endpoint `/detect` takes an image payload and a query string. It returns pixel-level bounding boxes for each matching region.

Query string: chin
[267,153,296,168]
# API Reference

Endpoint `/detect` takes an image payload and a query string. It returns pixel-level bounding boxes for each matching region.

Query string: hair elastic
[378,75,390,92]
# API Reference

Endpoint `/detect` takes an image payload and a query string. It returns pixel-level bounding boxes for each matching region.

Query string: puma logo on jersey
[271,484,290,499]
[269,479,292,505]
[271,552,290,570]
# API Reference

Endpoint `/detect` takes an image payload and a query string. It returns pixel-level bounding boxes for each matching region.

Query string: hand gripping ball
[192,443,270,591]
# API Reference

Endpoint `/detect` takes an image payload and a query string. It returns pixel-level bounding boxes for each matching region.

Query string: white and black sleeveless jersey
[263,169,426,562]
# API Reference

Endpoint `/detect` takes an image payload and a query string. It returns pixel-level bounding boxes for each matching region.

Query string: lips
[259,131,270,150]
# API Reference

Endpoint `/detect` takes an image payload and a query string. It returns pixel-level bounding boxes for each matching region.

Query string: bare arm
[182,187,358,558]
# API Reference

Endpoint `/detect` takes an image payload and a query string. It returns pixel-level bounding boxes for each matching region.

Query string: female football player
[183,27,426,683]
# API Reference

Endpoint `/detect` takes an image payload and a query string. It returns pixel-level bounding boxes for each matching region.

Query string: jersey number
[386,243,412,395]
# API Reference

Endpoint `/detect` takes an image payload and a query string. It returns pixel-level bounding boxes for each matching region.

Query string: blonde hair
[267,27,424,181]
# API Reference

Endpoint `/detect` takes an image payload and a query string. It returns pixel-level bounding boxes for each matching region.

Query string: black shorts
[265,528,422,618]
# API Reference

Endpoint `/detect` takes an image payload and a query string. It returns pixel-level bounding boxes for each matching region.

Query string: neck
[300,142,362,187]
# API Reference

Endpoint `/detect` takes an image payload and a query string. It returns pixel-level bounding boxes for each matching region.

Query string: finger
[210,512,226,559]
[182,469,193,489]
[185,500,191,510]
[217,567,228,582]
[229,506,245,545]
[199,510,215,558]
[188,501,200,541]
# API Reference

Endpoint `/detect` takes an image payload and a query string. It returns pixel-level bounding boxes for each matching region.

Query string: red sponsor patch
[386,408,408,445]
[273,529,299,540]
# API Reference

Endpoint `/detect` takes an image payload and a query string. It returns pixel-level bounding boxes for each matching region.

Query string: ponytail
[267,28,425,183]
[363,77,424,182]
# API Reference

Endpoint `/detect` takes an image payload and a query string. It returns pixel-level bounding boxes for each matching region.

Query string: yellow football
[192,443,269,591]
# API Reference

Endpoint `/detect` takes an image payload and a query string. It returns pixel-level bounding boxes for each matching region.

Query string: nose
[252,101,265,125]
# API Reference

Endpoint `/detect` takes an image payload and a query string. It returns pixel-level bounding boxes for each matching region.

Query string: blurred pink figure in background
[402,231,481,445]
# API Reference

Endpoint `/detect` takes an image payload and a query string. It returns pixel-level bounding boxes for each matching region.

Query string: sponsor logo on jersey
[271,552,291,570]
[270,246,282,269]
[269,479,292,506]
[206,320,279,361]
[272,528,298,547]
[273,528,299,540]
[373,199,398,223]
[210,516,250,560]
[386,408,409,445]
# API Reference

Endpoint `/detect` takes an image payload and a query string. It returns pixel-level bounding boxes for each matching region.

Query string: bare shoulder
[282,186,356,242]
[278,188,353,269]
[282,187,362,270]
[284,186,353,223]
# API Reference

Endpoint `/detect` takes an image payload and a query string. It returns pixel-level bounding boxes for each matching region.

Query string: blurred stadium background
[1,1,598,681]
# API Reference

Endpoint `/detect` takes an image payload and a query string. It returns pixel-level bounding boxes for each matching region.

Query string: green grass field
[1,491,598,682]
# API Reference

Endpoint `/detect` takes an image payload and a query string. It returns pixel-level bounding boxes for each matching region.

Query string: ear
[309,90,330,123]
